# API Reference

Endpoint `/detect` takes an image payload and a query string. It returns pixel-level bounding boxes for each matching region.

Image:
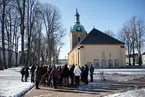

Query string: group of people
[20,64,94,89]
[20,66,30,82]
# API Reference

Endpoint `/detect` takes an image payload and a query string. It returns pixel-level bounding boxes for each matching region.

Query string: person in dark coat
[84,64,89,84]
[81,66,85,83]
[24,66,29,82]
[62,64,69,86]
[47,66,52,86]
[57,66,62,85]
[69,64,75,85]
[20,66,25,82]
[90,64,94,82]
[35,66,41,89]
[51,65,59,88]
[30,64,36,83]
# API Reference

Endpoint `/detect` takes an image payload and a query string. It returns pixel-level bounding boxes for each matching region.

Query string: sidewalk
[24,78,145,97]
[24,80,125,97]
[24,86,113,97]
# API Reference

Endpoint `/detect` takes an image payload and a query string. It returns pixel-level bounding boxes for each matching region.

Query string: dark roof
[79,28,124,45]
[142,52,145,55]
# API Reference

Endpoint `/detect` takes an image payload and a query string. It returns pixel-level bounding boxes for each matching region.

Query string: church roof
[79,28,124,45]
[142,52,145,55]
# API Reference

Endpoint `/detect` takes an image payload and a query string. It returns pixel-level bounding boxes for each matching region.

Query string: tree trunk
[15,51,18,67]
[138,54,142,66]
[127,45,131,66]
[0,51,4,70]
[132,43,135,66]
[38,31,41,64]
[1,1,7,69]
[15,37,19,67]
[18,0,26,66]
[27,37,31,66]
[21,32,25,65]
[7,15,13,68]
[26,0,30,66]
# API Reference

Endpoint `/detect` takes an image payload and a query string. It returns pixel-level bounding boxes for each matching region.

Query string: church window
[94,59,99,68]
[78,36,80,42]
[114,59,119,67]
[108,59,113,68]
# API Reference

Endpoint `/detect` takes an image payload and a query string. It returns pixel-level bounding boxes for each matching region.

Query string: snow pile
[0,82,34,97]
[0,67,34,97]
[105,89,145,97]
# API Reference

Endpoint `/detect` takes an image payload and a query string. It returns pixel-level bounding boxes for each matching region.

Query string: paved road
[24,80,139,97]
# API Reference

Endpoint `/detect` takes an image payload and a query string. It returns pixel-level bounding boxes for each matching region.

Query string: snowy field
[94,69,145,74]
[93,69,145,97]
[0,67,34,97]
[92,69,145,82]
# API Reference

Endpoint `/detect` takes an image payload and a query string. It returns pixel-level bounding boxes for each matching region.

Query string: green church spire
[75,8,80,24]
[70,8,86,32]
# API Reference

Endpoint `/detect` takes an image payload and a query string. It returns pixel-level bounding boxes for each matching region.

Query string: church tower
[70,9,87,49]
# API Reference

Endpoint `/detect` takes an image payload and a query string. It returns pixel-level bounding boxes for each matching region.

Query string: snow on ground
[0,67,34,97]
[1,68,145,97]
[94,69,145,97]
[93,69,145,82]
[93,73,144,82]
[94,69,145,75]
[105,89,145,97]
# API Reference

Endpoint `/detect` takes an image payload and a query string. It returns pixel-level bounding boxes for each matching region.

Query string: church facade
[68,9,126,68]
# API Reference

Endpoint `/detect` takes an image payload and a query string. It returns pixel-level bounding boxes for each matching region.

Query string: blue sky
[41,0,145,59]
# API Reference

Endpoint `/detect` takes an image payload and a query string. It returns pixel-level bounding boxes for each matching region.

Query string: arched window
[78,36,80,42]
[94,59,99,68]
[108,59,113,68]
[114,59,119,67]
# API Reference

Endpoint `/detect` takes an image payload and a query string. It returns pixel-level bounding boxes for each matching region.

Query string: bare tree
[16,0,26,66]
[25,0,37,66]
[0,0,10,69]
[119,16,145,66]
[0,0,65,69]
[118,24,133,66]
[104,30,116,38]
[131,17,145,65]
[5,2,17,68]
[42,3,65,65]
[13,10,20,67]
